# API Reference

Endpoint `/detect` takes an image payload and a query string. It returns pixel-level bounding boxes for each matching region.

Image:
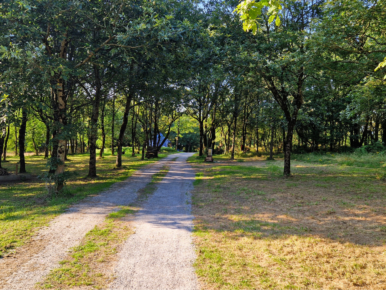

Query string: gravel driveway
[110,153,198,290]
[1,153,195,290]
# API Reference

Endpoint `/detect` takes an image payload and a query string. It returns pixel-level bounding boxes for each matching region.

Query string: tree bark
[3,123,10,162]
[241,105,247,152]
[382,119,386,145]
[111,95,115,156]
[70,139,75,155]
[116,91,133,168]
[230,117,237,160]
[50,38,70,191]
[210,106,217,151]
[255,123,259,153]
[88,68,102,178]
[99,101,106,158]
[142,140,146,160]
[75,133,78,154]
[374,117,380,142]
[19,109,27,173]
[176,122,179,150]
[199,121,204,156]
[0,124,6,168]
[131,104,136,157]
[42,122,49,158]
[268,125,274,160]
[14,123,18,156]
[283,121,296,176]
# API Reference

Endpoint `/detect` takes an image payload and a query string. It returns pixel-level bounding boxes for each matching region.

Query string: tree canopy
[1,0,385,189]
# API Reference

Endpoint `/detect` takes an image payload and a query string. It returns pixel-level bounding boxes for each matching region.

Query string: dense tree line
[1,0,385,190]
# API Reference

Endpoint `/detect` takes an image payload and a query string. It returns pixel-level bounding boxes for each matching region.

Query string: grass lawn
[190,152,386,290]
[0,149,172,258]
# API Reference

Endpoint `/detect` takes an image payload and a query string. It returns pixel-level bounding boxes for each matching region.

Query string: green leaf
[275,16,281,26]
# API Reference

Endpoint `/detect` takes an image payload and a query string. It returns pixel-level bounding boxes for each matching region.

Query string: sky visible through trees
[1,0,385,191]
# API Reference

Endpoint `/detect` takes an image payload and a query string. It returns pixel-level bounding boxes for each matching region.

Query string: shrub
[356,141,385,154]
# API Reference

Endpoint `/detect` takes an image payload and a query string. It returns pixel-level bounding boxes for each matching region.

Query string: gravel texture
[110,153,198,290]
[1,154,178,290]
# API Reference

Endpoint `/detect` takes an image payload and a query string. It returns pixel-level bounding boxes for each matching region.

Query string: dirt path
[0,154,180,290]
[110,153,198,290]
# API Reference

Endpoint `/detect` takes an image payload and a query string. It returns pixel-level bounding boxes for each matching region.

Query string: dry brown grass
[191,159,386,290]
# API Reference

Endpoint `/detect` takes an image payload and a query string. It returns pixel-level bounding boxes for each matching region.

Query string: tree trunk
[99,102,106,158]
[19,109,27,173]
[152,103,159,158]
[382,119,386,145]
[50,77,68,191]
[111,95,115,156]
[374,117,380,142]
[360,116,370,146]
[131,105,136,157]
[116,91,133,168]
[43,123,49,159]
[142,140,146,160]
[255,123,259,153]
[199,121,204,157]
[230,117,237,160]
[283,121,296,176]
[227,123,231,154]
[88,69,102,178]
[176,123,179,151]
[14,123,18,156]
[70,139,75,155]
[242,107,247,153]
[268,126,274,160]
[75,133,78,154]
[282,127,286,158]
[156,120,175,152]
[3,123,10,162]
[0,124,6,168]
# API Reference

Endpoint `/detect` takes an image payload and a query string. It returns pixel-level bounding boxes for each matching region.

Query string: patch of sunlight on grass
[191,154,386,290]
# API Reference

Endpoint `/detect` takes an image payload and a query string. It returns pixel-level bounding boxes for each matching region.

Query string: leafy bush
[356,141,385,154]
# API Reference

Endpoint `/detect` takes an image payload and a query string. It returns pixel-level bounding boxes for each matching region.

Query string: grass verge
[293,151,386,169]
[0,151,171,258]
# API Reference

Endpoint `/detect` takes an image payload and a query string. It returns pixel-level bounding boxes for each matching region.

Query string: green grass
[137,165,170,198]
[107,206,137,219]
[39,206,136,289]
[0,150,172,258]
[187,154,206,163]
[293,151,386,169]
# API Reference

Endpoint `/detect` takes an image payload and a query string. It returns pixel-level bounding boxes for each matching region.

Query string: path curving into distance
[110,152,198,290]
[1,153,190,290]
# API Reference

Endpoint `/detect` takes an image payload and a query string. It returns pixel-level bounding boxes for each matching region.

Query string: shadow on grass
[193,163,386,247]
